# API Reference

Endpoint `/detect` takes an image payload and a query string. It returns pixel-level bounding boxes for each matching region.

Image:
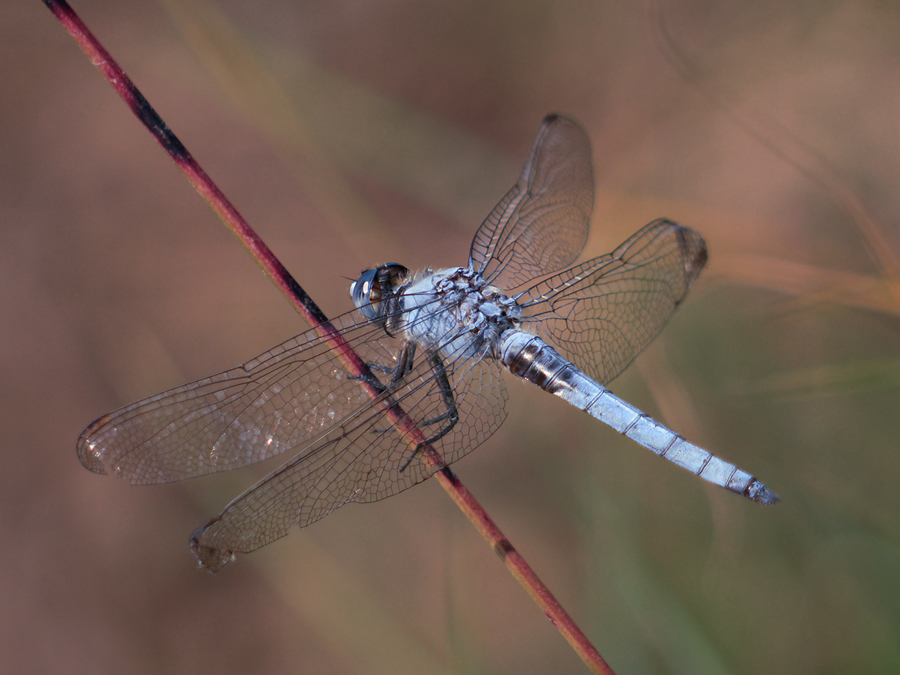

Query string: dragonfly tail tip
[746,480,780,505]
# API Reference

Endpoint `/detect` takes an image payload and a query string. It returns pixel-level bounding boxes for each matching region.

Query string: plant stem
[43,2,615,672]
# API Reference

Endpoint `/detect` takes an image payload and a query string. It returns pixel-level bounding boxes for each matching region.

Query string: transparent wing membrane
[190,349,506,570]
[517,218,707,384]
[80,303,508,569]
[78,314,404,484]
[469,115,594,290]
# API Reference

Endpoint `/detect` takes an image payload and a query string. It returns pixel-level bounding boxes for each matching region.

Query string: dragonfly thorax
[394,266,523,362]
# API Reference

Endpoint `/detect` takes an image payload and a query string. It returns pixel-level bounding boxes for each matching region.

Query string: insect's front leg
[349,341,417,390]
[398,348,460,472]
[418,349,459,439]
[389,341,417,388]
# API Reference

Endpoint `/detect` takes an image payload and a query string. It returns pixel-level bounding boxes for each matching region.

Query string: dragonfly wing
[517,219,707,384]
[189,344,507,571]
[77,312,412,484]
[468,115,594,290]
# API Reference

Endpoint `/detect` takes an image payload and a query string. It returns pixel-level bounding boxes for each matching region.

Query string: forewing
[77,312,408,484]
[468,115,594,290]
[517,219,707,384]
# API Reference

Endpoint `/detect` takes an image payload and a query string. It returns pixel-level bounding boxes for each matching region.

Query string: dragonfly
[78,115,778,572]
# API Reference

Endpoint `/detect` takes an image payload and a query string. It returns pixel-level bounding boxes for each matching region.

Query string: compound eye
[351,263,409,325]
[381,263,409,292]
[350,268,379,313]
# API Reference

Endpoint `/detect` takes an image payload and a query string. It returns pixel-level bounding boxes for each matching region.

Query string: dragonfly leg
[347,341,416,384]
[351,341,436,436]
[400,349,459,472]
[350,341,459,472]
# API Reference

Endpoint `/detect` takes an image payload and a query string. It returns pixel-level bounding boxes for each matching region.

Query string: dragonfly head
[351,263,410,326]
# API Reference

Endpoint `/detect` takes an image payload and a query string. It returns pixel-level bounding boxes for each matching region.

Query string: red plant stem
[43,2,615,673]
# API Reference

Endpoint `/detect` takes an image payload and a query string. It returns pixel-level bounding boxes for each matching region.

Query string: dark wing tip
[690,240,709,277]
[190,533,235,573]
[542,113,585,131]
[191,514,238,572]
[660,218,707,286]
[76,414,112,474]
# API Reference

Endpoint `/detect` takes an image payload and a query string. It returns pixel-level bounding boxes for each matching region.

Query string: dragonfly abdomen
[499,331,778,504]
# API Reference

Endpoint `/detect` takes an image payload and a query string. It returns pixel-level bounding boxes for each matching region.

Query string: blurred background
[4,0,899,673]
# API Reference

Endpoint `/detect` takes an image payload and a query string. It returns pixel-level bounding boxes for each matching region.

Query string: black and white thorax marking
[352,263,525,364]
